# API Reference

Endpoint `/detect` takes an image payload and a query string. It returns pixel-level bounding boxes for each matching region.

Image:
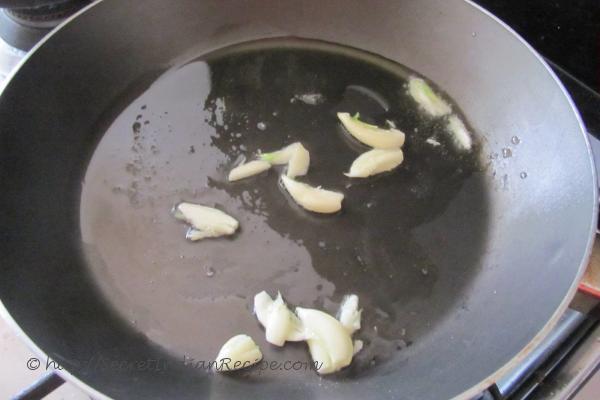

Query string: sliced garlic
[296,307,354,375]
[337,294,362,334]
[280,175,343,214]
[345,148,404,178]
[408,76,451,117]
[254,291,304,346]
[447,115,473,151]
[215,334,263,372]
[260,142,302,165]
[172,202,239,241]
[260,142,310,178]
[337,112,405,149]
[353,340,364,356]
[228,160,271,181]
[287,144,310,178]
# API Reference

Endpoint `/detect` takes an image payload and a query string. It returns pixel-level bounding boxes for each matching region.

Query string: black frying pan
[0,1,596,399]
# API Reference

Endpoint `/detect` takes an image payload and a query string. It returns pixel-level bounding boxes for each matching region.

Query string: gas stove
[0,1,598,399]
[0,0,91,48]
[0,0,91,85]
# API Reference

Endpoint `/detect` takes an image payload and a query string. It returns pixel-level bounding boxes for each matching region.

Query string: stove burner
[0,0,90,50]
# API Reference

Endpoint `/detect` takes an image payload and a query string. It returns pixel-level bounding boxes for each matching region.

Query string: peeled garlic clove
[281,175,343,214]
[260,142,301,165]
[345,149,404,178]
[287,144,310,178]
[447,115,473,151]
[266,301,298,346]
[296,307,354,375]
[172,202,239,241]
[228,160,271,181]
[186,228,213,241]
[253,291,273,327]
[337,294,362,334]
[260,142,310,178]
[353,340,364,356]
[254,291,304,346]
[272,293,305,341]
[265,293,305,344]
[215,334,263,372]
[408,76,451,117]
[337,112,405,149]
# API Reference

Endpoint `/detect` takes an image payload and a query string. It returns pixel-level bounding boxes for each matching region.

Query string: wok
[0,0,596,399]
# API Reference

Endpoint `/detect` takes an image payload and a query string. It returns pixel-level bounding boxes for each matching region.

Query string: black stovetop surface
[474,0,600,137]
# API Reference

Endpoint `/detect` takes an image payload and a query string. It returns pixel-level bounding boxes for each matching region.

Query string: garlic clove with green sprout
[260,142,310,178]
[228,160,271,181]
[408,76,451,117]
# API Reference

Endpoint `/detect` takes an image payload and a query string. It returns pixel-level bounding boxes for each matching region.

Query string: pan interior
[80,38,489,380]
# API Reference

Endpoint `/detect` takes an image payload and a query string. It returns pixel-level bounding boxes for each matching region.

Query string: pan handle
[10,371,64,400]
[577,225,600,300]
[578,283,600,299]
[576,133,600,300]
[555,57,600,299]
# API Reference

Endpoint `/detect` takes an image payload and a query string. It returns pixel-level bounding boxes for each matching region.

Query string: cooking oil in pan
[80,38,489,379]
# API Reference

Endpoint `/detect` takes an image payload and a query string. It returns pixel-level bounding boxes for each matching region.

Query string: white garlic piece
[408,76,451,117]
[447,115,473,151]
[345,149,404,178]
[254,291,304,346]
[215,334,263,372]
[286,144,310,178]
[280,175,344,214]
[260,142,304,165]
[228,160,271,181]
[296,307,354,375]
[353,340,364,355]
[337,294,362,334]
[260,142,310,178]
[337,112,405,149]
[173,202,238,241]
[259,145,294,164]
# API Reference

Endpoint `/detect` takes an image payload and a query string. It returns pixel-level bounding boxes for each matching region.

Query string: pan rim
[451,1,598,399]
[0,3,113,399]
[0,1,596,399]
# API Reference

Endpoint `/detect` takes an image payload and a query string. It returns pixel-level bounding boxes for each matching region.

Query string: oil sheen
[80,38,489,380]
